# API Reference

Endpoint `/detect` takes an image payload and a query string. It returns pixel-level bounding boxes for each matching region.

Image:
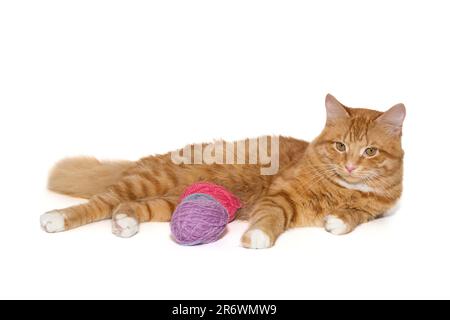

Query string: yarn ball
[183,193,217,202]
[180,182,241,221]
[170,196,229,246]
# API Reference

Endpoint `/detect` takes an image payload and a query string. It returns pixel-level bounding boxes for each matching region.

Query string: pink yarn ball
[180,182,242,221]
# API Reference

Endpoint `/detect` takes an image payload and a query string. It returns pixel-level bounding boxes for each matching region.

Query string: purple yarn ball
[170,196,229,246]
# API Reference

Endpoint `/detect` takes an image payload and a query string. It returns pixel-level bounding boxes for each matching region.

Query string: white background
[1,0,449,299]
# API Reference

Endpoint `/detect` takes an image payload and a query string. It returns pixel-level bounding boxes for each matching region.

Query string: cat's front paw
[241,229,273,249]
[40,210,66,233]
[112,213,139,238]
[324,215,350,235]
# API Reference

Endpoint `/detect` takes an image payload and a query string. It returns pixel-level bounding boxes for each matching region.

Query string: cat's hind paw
[112,213,139,238]
[241,229,273,249]
[40,210,66,233]
[324,215,350,235]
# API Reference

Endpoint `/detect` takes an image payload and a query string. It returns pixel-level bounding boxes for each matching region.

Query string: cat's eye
[335,142,346,152]
[364,147,378,157]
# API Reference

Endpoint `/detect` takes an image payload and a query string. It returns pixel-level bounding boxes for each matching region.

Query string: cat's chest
[333,178,376,193]
[319,184,392,218]
[307,182,374,212]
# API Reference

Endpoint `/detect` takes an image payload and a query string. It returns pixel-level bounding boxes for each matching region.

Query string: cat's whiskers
[297,166,338,190]
[364,175,395,198]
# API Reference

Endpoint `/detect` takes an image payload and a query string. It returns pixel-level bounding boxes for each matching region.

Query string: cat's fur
[41,94,405,248]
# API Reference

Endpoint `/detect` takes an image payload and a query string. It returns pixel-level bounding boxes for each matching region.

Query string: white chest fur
[334,178,376,193]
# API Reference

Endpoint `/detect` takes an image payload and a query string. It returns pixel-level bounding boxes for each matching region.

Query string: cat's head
[312,94,405,186]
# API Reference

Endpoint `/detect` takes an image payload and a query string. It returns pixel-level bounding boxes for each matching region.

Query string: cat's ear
[376,103,406,135]
[325,94,349,122]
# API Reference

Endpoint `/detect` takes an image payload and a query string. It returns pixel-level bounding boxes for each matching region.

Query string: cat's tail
[47,157,135,199]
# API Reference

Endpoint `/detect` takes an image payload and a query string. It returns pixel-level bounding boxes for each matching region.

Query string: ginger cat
[41,94,405,248]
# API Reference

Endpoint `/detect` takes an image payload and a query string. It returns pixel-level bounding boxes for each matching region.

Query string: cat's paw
[112,213,139,238]
[324,215,350,235]
[40,210,65,233]
[241,229,273,249]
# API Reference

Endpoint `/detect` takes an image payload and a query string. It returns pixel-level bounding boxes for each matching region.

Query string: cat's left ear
[376,103,406,135]
[325,94,350,123]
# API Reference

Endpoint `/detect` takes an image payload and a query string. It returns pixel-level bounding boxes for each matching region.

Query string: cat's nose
[345,164,356,173]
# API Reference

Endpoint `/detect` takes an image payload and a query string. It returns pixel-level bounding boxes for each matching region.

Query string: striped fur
[43,95,405,249]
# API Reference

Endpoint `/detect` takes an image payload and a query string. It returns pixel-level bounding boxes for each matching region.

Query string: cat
[40,94,405,248]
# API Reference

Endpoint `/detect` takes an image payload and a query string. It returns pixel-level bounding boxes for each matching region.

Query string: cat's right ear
[325,94,349,123]
[375,103,406,135]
